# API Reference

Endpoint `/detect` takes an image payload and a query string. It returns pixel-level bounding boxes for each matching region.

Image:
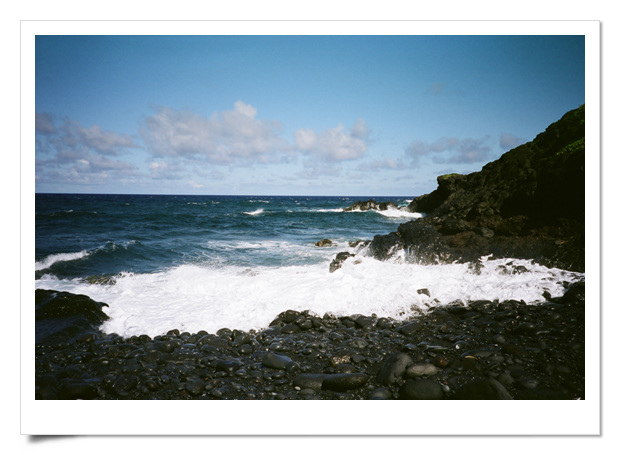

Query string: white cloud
[35,105,375,191]
[297,161,342,180]
[35,113,140,189]
[232,100,257,118]
[59,118,138,156]
[294,119,369,162]
[141,101,290,164]
[35,112,56,135]
[149,161,185,180]
[406,136,493,165]
[356,157,407,172]
[294,128,318,151]
[36,113,138,156]
[499,133,526,150]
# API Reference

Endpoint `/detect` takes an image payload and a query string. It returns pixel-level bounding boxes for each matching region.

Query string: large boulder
[35,289,110,346]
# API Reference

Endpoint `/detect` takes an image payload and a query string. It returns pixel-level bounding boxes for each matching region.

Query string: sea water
[35,194,583,338]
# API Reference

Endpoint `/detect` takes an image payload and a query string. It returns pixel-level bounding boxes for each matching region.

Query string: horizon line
[35,191,419,198]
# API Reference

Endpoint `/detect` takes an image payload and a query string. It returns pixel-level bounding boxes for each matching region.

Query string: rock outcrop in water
[343,199,400,212]
[315,238,334,247]
[35,289,109,346]
[367,105,585,272]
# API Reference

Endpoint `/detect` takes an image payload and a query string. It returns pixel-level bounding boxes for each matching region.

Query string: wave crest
[35,251,90,271]
[243,208,265,216]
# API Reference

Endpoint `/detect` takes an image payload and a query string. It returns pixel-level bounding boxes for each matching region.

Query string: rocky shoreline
[35,279,584,400]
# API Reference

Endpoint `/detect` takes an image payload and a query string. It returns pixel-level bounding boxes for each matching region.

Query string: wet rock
[293,374,327,391]
[35,289,110,346]
[262,351,300,373]
[281,323,301,334]
[512,322,538,335]
[453,378,513,400]
[343,199,399,212]
[185,378,205,396]
[400,379,444,400]
[196,334,228,350]
[335,363,357,374]
[398,322,422,336]
[315,239,334,247]
[349,240,368,248]
[377,352,414,386]
[417,288,431,297]
[348,337,369,349]
[354,315,375,329]
[58,379,99,400]
[283,310,301,323]
[214,359,242,373]
[329,252,355,272]
[231,330,252,347]
[501,343,527,356]
[369,387,392,400]
[111,374,138,397]
[405,363,440,378]
[322,373,369,392]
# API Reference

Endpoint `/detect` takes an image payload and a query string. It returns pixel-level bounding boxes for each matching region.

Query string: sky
[34,34,585,196]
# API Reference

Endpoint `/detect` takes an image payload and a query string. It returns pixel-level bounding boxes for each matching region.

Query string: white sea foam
[34,255,583,338]
[35,250,90,271]
[344,207,423,218]
[376,208,424,219]
[243,208,264,216]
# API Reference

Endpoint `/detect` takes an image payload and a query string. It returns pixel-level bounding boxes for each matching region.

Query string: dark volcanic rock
[329,252,355,273]
[453,378,513,400]
[343,199,400,212]
[400,379,444,400]
[35,289,110,346]
[262,351,300,372]
[315,239,334,247]
[321,373,369,392]
[377,352,414,386]
[294,374,328,391]
[367,105,585,272]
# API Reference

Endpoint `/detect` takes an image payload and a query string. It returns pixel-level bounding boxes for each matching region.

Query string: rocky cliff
[367,105,586,272]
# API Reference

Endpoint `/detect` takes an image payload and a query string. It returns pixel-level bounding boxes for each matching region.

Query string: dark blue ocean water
[35,193,417,279]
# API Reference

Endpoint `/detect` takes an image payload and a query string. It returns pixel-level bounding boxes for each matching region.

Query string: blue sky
[34,34,585,196]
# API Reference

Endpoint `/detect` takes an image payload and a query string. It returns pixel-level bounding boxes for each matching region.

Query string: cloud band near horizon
[35,101,520,193]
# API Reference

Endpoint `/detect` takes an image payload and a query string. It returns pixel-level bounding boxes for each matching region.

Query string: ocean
[35,193,583,338]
